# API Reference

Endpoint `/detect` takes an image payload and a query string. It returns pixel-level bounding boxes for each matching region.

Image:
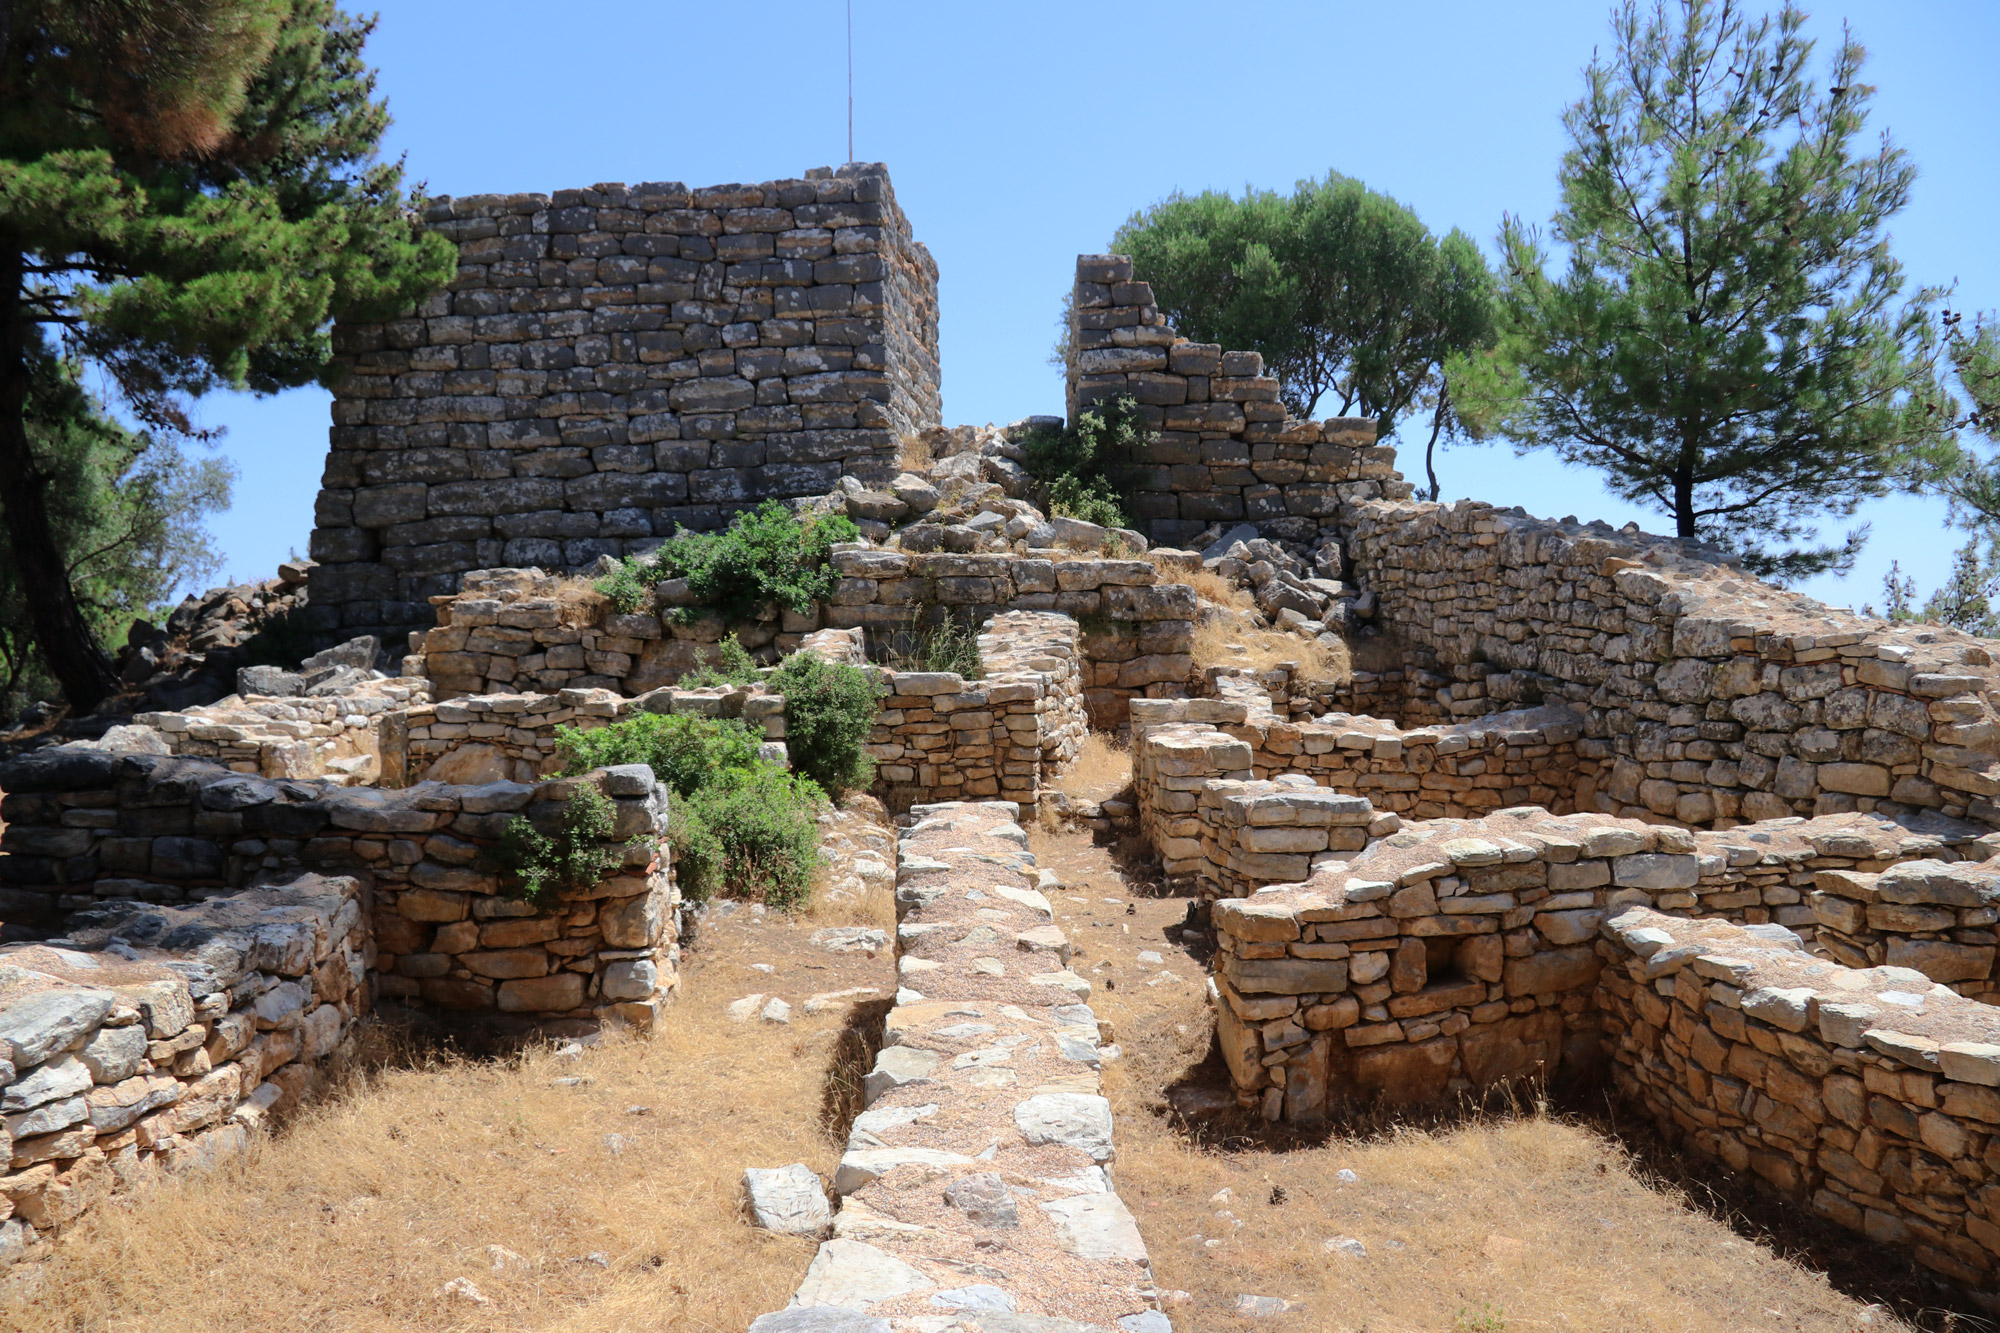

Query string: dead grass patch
[553,575,612,627]
[1057,731,1132,804]
[896,432,934,474]
[1192,613,1350,687]
[1026,820,1939,1333]
[2,900,896,1333]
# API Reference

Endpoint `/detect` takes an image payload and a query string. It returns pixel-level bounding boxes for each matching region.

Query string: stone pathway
[751,799,1171,1332]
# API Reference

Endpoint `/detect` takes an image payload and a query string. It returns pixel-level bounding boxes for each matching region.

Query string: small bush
[672,763,825,910]
[654,501,858,624]
[1045,473,1128,530]
[771,651,879,797]
[680,637,762,688]
[555,712,762,799]
[593,557,651,615]
[497,784,638,909]
[1019,394,1152,531]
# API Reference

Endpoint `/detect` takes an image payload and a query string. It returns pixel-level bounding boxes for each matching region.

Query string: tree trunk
[0,246,121,712]
[1423,389,1450,502]
[1674,422,1699,541]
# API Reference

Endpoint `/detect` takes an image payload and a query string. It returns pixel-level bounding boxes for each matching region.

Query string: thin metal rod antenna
[846,0,854,164]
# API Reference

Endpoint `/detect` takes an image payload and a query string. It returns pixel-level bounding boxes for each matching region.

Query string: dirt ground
[0,874,895,1333]
[1027,775,1974,1333]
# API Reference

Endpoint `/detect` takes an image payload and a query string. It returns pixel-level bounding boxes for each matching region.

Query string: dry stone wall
[132,677,425,785]
[1598,906,2000,1289]
[751,799,1169,1331]
[870,611,1086,811]
[1133,696,1586,840]
[1207,805,1999,1122]
[0,749,677,1028]
[1064,255,1409,548]
[307,164,939,647]
[0,872,367,1264]
[1343,498,2000,831]
[414,551,1195,729]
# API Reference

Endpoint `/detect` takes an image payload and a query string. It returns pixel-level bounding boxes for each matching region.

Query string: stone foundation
[751,799,1165,1330]
[0,872,367,1264]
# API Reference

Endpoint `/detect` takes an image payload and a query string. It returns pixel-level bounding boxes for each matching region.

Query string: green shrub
[680,637,762,688]
[653,501,858,624]
[672,763,826,910]
[1019,394,1152,531]
[898,610,981,677]
[497,784,637,909]
[771,651,879,797]
[554,711,762,800]
[1045,474,1128,530]
[593,556,651,615]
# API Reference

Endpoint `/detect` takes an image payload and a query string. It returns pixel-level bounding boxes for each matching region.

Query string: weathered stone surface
[744,1164,832,1237]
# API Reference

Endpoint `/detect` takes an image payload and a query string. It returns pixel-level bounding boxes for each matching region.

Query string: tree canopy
[1110,174,1497,442]
[1458,0,1949,582]
[0,0,453,709]
[0,351,232,716]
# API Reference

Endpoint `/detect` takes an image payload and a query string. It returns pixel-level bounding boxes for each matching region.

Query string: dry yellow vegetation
[1028,820,1924,1333]
[0,898,893,1333]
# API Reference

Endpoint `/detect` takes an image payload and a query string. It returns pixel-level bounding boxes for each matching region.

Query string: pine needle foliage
[1460,0,1950,582]
[0,0,454,706]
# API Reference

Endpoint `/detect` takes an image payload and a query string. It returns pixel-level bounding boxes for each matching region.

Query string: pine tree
[0,349,233,715]
[0,0,453,709]
[1111,174,1496,435]
[1464,0,1950,581]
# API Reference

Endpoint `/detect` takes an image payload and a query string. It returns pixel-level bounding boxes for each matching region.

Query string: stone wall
[1064,254,1410,547]
[869,611,1086,811]
[1598,906,2000,1289]
[306,164,940,647]
[391,684,786,787]
[1343,498,2000,830]
[415,550,1196,729]
[0,872,367,1263]
[0,749,677,1027]
[1132,696,1586,836]
[752,798,1168,1329]
[133,677,425,784]
[1208,806,1997,1122]
[1810,858,2000,1003]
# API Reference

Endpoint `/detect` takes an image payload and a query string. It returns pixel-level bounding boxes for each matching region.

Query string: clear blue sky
[189,0,2000,614]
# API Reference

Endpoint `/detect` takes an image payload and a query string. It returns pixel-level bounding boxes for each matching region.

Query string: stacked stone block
[1598,907,2000,1288]
[1133,696,1586,832]
[391,684,786,786]
[134,678,425,784]
[1065,254,1411,547]
[867,611,1085,811]
[1810,858,2000,1002]
[0,873,367,1263]
[0,750,677,1027]
[1195,774,1390,899]
[415,551,1196,728]
[753,800,1167,1330]
[1343,497,2000,829]
[1207,805,2000,1120]
[306,164,940,647]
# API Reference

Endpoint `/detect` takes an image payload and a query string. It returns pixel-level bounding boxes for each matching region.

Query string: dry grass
[896,432,934,474]
[2,903,895,1333]
[1025,821,1933,1333]
[552,575,611,627]
[1057,731,1132,804]
[1191,612,1350,686]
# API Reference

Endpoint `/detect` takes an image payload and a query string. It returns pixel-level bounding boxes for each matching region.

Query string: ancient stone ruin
[5,162,2000,1322]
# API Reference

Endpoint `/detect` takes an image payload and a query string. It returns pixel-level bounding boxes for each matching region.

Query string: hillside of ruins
[0,156,1997,1333]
